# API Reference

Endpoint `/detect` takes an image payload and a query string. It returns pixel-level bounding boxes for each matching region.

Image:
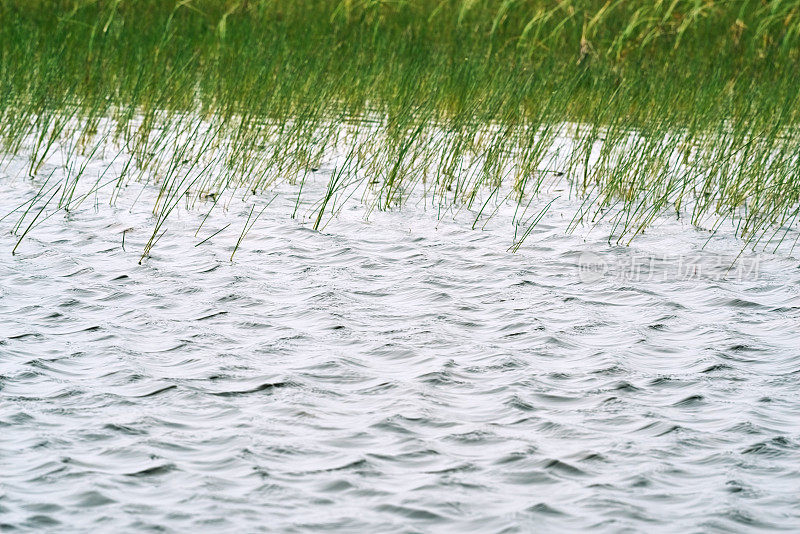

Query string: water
[1,151,800,533]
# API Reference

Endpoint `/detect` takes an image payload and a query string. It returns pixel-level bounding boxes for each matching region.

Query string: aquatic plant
[1,1,799,256]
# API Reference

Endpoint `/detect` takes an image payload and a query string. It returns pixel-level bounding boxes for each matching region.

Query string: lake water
[1,147,800,532]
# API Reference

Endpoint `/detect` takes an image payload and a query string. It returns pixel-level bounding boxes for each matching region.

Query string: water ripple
[1,159,800,532]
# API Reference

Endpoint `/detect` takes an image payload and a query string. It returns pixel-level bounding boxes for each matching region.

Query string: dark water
[1,154,800,532]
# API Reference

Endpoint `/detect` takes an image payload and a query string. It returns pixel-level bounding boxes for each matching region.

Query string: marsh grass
[1,1,799,256]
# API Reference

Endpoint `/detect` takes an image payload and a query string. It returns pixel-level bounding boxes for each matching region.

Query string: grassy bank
[1,1,800,254]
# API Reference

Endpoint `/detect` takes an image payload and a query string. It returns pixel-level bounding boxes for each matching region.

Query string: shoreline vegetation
[2,1,800,256]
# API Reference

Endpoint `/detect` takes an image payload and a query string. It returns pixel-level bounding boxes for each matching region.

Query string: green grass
[1,0,800,255]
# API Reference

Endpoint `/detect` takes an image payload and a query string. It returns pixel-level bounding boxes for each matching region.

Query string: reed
[1,1,799,255]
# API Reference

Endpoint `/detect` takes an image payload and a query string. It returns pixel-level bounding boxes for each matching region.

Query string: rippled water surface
[1,152,800,532]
